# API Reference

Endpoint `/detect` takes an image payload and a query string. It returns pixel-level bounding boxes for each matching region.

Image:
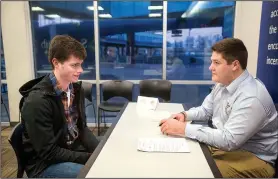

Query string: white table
[79,102,221,178]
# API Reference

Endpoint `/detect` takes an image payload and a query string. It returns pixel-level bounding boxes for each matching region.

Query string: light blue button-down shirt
[185,70,278,165]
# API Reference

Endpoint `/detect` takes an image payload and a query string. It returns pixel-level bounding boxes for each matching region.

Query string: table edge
[78,102,129,178]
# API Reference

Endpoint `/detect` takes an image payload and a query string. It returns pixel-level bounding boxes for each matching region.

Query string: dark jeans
[38,162,84,178]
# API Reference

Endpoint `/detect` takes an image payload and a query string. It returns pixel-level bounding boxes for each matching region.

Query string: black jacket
[19,75,99,178]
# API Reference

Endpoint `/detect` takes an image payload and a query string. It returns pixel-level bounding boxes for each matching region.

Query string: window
[1,35,6,80]
[29,1,96,80]
[1,36,9,122]
[1,84,9,122]
[171,84,212,108]
[26,1,236,124]
[166,1,235,80]
[29,2,97,123]
[98,1,163,80]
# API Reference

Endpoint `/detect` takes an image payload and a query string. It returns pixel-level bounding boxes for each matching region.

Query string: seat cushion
[99,102,125,112]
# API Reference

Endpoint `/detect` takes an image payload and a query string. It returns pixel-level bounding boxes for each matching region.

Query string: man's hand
[170,112,186,122]
[159,118,186,137]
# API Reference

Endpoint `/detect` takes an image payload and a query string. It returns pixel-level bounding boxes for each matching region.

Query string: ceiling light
[99,14,112,18]
[45,14,60,18]
[181,12,187,18]
[149,13,162,17]
[32,6,45,11]
[181,1,206,18]
[87,6,104,11]
[148,6,163,10]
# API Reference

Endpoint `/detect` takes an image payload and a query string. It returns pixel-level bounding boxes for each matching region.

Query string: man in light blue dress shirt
[159,38,277,178]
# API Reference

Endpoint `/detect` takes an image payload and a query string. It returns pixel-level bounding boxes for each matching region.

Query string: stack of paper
[137,138,190,153]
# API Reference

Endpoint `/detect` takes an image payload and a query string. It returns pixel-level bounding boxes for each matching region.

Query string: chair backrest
[139,80,172,102]
[102,80,134,101]
[82,81,94,102]
[8,123,25,178]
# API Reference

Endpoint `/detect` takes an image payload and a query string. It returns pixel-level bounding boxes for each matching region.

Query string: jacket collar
[49,72,73,96]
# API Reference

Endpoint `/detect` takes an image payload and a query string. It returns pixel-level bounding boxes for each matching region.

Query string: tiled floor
[1,127,17,178]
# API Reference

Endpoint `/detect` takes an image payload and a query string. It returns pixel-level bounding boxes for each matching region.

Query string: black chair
[139,80,172,102]
[98,80,134,135]
[8,123,25,178]
[81,81,97,124]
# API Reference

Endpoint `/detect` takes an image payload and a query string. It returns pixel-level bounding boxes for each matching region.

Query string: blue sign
[257,1,278,103]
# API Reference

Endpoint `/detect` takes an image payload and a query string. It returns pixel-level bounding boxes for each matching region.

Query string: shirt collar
[49,72,73,96]
[226,70,249,94]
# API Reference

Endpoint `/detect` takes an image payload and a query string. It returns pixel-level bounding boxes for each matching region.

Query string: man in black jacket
[19,35,99,178]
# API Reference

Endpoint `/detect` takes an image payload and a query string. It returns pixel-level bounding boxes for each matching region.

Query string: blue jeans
[38,162,84,178]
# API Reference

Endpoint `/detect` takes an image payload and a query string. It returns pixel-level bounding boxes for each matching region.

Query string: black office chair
[139,79,172,102]
[81,81,97,124]
[98,80,134,135]
[8,123,26,178]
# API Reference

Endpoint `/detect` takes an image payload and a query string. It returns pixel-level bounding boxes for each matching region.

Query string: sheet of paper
[137,138,190,153]
[137,96,159,111]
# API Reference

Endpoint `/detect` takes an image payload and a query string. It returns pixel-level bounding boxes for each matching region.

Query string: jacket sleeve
[79,127,99,153]
[22,94,91,165]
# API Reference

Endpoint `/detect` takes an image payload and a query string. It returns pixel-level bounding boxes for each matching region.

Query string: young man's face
[209,51,238,85]
[53,55,84,83]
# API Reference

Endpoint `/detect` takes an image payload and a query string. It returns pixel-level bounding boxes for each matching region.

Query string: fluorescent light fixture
[45,14,60,18]
[149,13,162,17]
[154,32,163,35]
[148,6,163,10]
[181,12,187,18]
[87,6,104,11]
[181,1,206,18]
[99,13,112,18]
[190,1,205,15]
[32,6,45,11]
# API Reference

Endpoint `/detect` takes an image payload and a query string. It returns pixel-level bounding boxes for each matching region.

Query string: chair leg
[92,103,97,125]
[97,108,101,136]
[3,103,10,121]
[1,96,10,121]
[103,111,107,128]
[17,164,24,178]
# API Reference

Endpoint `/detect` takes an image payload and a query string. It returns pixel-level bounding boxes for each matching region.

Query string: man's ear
[232,60,240,71]
[52,58,59,69]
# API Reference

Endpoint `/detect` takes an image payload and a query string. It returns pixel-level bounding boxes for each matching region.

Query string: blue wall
[257,2,278,103]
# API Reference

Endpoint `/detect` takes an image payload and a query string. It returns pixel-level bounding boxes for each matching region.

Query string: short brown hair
[211,38,248,69]
[48,35,87,69]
